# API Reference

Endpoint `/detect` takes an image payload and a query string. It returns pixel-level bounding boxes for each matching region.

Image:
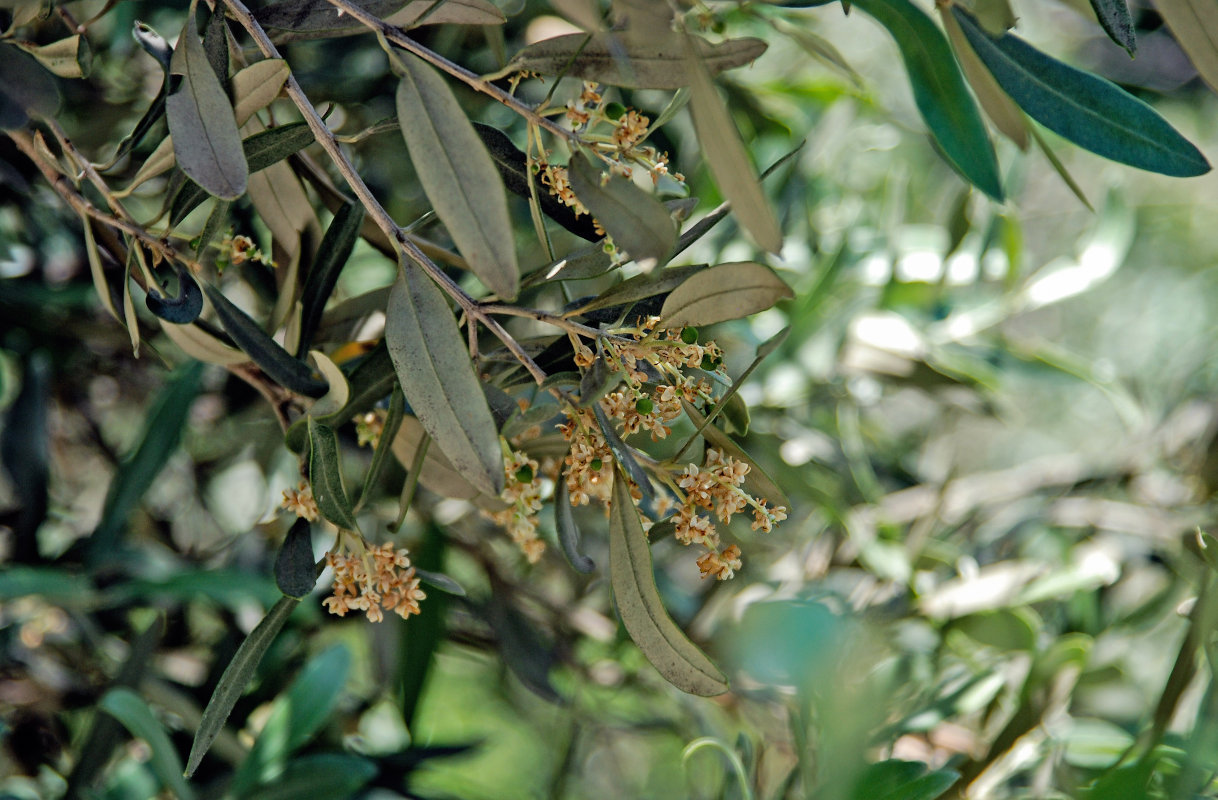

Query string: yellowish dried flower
[282,481,319,522]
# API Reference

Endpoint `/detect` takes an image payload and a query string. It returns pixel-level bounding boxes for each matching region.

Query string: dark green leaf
[204,284,327,397]
[850,0,1004,200]
[472,122,601,242]
[1090,0,1136,56]
[186,596,299,777]
[398,522,448,728]
[99,688,196,800]
[145,261,203,324]
[274,518,318,598]
[385,269,504,497]
[555,478,595,573]
[88,361,203,562]
[242,754,376,800]
[577,352,615,407]
[297,202,364,355]
[953,7,1210,177]
[504,33,767,89]
[165,3,247,199]
[415,567,466,596]
[0,44,60,129]
[396,54,518,299]
[231,645,352,797]
[354,384,406,509]
[307,417,358,530]
[609,470,729,696]
[0,351,49,560]
[566,151,675,271]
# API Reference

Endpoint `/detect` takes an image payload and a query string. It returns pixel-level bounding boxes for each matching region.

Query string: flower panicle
[323,543,426,623]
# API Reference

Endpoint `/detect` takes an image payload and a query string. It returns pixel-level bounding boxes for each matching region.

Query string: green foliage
[4,0,1218,798]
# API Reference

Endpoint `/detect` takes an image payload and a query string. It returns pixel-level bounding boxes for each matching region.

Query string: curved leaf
[166,4,248,200]
[952,7,1210,177]
[556,478,595,573]
[659,262,792,328]
[396,54,518,299]
[505,32,767,90]
[275,518,318,598]
[307,417,358,530]
[1154,0,1218,95]
[13,35,92,79]
[145,262,203,324]
[850,0,1004,200]
[385,270,504,497]
[99,689,195,800]
[939,5,1029,150]
[186,595,299,777]
[297,202,365,356]
[1090,0,1136,56]
[684,36,784,252]
[609,470,729,696]
[567,152,675,271]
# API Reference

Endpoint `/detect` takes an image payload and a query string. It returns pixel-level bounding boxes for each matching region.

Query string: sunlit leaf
[166,2,247,200]
[503,32,767,90]
[850,0,1004,200]
[231,58,289,123]
[953,7,1211,177]
[99,689,195,800]
[659,262,792,328]
[396,53,518,299]
[684,36,784,252]
[12,34,91,78]
[307,417,358,530]
[385,270,504,497]
[939,5,1028,150]
[1154,0,1218,95]
[230,645,351,797]
[567,152,675,271]
[609,470,729,696]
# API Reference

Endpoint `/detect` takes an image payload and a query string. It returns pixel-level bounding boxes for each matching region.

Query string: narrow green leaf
[578,352,615,407]
[186,596,298,777]
[275,518,318,598]
[569,265,705,316]
[398,523,448,727]
[231,645,351,797]
[395,53,518,299]
[354,384,406,510]
[385,269,504,497]
[684,36,784,252]
[257,0,505,40]
[1150,0,1218,95]
[99,688,195,800]
[1030,125,1094,212]
[849,0,1004,200]
[503,33,767,89]
[659,262,792,329]
[939,5,1029,150]
[166,2,248,200]
[567,152,676,271]
[146,262,204,324]
[472,122,601,242]
[681,399,791,511]
[298,202,366,356]
[170,122,314,225]
[1089,0,1136,55]
[242,754,376,800]
[204,284,328,397]
[81,216,121,323]
[88,361,203,562]
[609,470,729,696]
[953,7,1211,177]
[307,417,358,530]
[0,44,60,129]
[593,402,653,505]
[415,568,466,596]
[556,477,595,573]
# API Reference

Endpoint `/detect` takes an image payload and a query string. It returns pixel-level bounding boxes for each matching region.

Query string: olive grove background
[4,0,1218,798]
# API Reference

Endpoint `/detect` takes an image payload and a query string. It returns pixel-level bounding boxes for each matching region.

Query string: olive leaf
[684,36,784,253]
[659,262,792,329]
[297,202,364,356]
[385,269,504,498]
[166,1,248,200]
[99,689,196,800]
[502,32,767,90]
[12,35,92,78]
[609,470,729,696]
[1089,0,1136,56]
[567,152,676,272]
[939,5,1028,150]
[257,0,504,41]
[849,0,1004,201]
[556,478,595,573]
[396,53,518,299]
[1153,0,1218,94]
[953,7,1210,177]
[186,596,299,777]
[274,518,318,598]
[307,417,358,530]
[0,43,60,129]
[145,261,204,324]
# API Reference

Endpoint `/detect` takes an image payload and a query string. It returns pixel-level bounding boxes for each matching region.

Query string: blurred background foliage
[4,0,1218,798]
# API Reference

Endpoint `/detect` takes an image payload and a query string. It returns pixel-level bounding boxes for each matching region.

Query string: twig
[477,303,612,339]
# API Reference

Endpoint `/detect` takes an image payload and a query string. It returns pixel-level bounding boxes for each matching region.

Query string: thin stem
[321,0,581,147]
[478,303,611,339]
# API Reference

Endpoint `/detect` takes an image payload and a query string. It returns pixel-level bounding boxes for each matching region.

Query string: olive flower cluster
[322,544,426,623]
[486,449,547,563]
